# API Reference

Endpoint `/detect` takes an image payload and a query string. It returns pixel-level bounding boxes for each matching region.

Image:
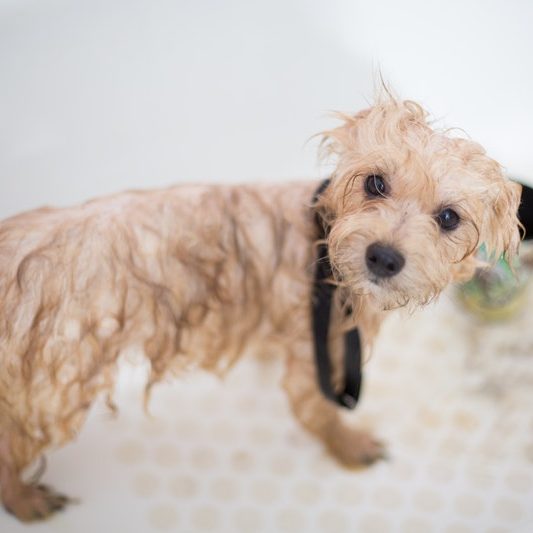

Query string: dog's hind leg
[283,350,387,467]
[0,426,71,522]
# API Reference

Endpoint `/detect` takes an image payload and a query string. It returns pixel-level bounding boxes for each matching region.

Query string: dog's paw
[4,483,73,522]
[326,428,388,468]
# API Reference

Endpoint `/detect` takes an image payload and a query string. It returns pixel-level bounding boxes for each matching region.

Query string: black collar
[312,179,362,409]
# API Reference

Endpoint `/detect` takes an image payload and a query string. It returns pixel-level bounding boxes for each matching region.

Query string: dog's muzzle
[366,242,405,278]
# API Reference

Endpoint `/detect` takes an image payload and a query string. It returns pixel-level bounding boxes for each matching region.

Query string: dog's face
[320,99,522,310]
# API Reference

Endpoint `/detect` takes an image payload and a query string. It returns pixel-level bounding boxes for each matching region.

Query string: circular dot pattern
[132,472,159,497]
[39,280,533,533]
[211,477,239,501]
[168,475,197,499]
[232,507,263,532]
[191,505,219,530]
[277,507,307,531]
[115,440,145,464]
[148,504,178,530]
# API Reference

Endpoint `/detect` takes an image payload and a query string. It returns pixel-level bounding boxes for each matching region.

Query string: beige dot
[168,474,198,498]
[453,411,479,431]
[191,447,217,469]
[292,480,322,505]
[233,507,263,533]
[249,425,275,445]
[505,470,533,491]
[230,450,254,471]
[454,493,483,517]
[401,427,427,448]
[269,399,290,419]
[439,435,466,457]
[428,336,447,353]
[357,512,391,533]
[198,393,220,412]
[270,453,295,475]
[440,315,457,329]
[465,464,495,489]
[286,429,312,449]
[191,505,219,530]
[493,417,517,434]
[211,476,239,501]
[373,485,403,508]
[277,507,307,531]
[413,488,443,513]
[413,362,438,380]
[148,504,178,530]
[140,417,166,437]
[154,443,180,467]
[211,420,237,442]
[444,523,473,533]
[332,480,363,506]
[477,438,505,461]
[365,378,390,396]
[525,442,533,462]
[132,472,159,497]
[251,478,281,504]
[103,412,130,432]
[493,498,523,521]
[234,392,260,414]
[318,509,349,533]
[310,455,336,477]
[176,417,202,437]
[115,440,145,465]
[382,352,401,371]
[401,516,434,533]
[419,408,442,429]
[427,462,454,484]
[390,460,416,481]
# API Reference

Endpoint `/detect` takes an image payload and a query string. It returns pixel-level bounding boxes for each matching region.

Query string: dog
[0,97,522,521]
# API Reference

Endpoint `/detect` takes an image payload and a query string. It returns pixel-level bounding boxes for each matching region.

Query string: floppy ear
[450,254,482,283]
[482,178,522,262]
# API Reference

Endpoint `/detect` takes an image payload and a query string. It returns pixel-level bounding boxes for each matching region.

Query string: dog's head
[318,98,522,310]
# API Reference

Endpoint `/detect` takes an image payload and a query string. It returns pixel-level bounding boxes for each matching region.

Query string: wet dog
[0,97,521,520]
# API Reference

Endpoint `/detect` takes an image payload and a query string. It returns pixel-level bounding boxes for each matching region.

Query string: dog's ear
[450,254,482,284]
[482,178,522,261]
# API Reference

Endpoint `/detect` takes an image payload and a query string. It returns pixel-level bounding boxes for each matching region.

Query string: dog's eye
[364,175,387,197]
[436,208,460,231]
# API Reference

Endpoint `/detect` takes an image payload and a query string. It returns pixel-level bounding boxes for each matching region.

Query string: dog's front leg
[0,430,71,521]
[283,350,386,467]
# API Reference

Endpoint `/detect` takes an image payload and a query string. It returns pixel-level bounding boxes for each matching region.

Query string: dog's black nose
[366,243,405,278]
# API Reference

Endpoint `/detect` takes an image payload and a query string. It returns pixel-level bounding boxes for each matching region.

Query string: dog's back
[0,184,314,450]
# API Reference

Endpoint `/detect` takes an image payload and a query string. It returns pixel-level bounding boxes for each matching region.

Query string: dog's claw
[3,483,73,522]
[326,428,388,468]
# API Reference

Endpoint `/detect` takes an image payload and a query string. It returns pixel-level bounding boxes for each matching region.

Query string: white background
[1,0,532,218]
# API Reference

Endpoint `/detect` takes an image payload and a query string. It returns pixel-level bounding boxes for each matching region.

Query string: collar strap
[311,179,363,409]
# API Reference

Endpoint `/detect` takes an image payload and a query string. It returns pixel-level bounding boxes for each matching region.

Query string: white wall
[1,0,532,219]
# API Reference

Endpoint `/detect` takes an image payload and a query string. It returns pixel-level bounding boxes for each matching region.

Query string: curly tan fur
[0,97,521,521]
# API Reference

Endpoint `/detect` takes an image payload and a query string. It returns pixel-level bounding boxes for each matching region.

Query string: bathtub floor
[2,286,533,533]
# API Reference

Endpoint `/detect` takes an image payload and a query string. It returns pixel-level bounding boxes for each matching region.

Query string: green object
[457,245,527,321]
